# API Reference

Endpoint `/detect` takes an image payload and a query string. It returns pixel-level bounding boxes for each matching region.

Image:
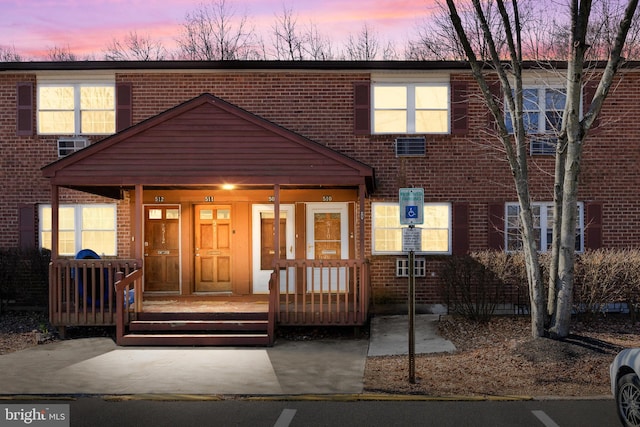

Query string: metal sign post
[399,188,423,385]
[408,235,416,384]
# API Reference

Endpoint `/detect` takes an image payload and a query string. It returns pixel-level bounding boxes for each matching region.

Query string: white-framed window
[396,258,427,277]
[39,204,117,256]
[372,202,451,255]
[37,82,115,135]
[372,83,450,134]
[505,87,566,134]
[505,202,584,253]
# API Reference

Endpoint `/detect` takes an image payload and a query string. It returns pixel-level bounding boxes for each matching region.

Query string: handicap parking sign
[406,205,418,219]
[399,188,424,225]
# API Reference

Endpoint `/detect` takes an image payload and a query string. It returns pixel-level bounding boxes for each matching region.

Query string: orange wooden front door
[144,206,180,292]
[194,205,232,292]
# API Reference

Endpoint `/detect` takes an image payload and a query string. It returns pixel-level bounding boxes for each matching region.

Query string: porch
[42,92,375,346]
[49,257,369,346]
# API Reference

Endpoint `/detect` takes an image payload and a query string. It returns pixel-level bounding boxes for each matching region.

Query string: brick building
[0,60,633,345]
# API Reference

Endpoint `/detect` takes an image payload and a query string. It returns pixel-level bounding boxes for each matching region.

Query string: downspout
[359,184,365,260]
[49,184,60,328]
[51,184,59,262]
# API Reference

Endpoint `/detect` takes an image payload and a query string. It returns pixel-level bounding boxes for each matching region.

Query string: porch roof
[41,93,375,198]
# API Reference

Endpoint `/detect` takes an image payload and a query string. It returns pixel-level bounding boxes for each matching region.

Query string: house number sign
[204,196,214,202]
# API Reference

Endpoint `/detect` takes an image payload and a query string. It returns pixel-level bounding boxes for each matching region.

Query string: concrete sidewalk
[0,314,454,396]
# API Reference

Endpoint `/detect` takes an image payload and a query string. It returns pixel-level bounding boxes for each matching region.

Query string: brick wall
[1,66,639,306]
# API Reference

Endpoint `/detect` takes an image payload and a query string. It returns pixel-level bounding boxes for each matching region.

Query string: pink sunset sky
[0,0,439,59]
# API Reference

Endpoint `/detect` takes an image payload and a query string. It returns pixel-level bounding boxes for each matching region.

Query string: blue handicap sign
[406,205,418,219]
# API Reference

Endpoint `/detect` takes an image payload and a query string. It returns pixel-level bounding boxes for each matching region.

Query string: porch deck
[49,258,369,346]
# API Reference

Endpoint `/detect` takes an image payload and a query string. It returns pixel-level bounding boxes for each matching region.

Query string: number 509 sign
[399,188,424,225]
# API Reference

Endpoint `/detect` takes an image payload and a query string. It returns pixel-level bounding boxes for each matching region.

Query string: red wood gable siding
[42,94,374,189]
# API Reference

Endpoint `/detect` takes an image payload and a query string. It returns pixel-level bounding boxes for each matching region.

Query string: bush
[573,249,640,321]
[438,254,504,322]
[0,248,51,312]
[439,249,640,324]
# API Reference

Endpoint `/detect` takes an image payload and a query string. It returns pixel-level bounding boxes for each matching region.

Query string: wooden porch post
[134,184,143,260]
[134,184,143,313]
[273,184,280,263]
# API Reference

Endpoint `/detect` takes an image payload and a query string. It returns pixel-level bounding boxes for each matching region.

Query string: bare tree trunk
[517,195,546,337]
[446,0,545,338]
[547,134,566,320]
[549,0,637,338]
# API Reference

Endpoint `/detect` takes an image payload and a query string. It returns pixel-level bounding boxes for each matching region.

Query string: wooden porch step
[136,312,268,321]
[129,319,268,332]
[119,311,272,347]
[119,333,271,346]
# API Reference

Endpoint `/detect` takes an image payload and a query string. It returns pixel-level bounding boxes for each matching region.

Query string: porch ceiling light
[221,184,235,190]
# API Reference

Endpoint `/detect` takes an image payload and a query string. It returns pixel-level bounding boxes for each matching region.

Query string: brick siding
[1,66,639,305]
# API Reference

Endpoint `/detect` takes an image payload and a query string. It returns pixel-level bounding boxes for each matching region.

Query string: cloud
[0,0,439,59]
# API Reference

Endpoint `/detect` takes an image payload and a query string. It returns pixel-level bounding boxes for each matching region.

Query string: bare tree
[47,45,78,61]
[0,46,22,61]
[271,4,304,60]
[303,21,335,60]
[344,23,380,60]
[586,0,640,59]
[443,0,638,339]
[176,0,261,60]
[270,4,337,60]
[104,31,168,61]
[546,0,637,338]
[408,1,512,60]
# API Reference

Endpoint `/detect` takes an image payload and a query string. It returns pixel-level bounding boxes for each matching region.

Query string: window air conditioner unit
[530,137,557,156]
[395,137,426,157]
[57,137,89,157]
[396,257,427,277]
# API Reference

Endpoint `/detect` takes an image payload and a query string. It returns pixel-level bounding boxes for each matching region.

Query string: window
[505,202,583,252]
[372,202,451,254]
[372,83,449,134]
[39,204,117,256]
[38,83,115,135]
[505,87,566,134]
[396,258,426,277]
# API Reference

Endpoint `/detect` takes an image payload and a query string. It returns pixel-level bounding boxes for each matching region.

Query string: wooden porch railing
[114,268,144,345]
[49,258,142,327]
[270,259,370,326]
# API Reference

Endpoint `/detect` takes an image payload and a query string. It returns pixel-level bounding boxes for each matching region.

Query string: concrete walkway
[0,314,454,396]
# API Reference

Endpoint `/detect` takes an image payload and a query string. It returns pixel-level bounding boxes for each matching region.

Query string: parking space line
[274,409,297,427]
[532,410,560,427]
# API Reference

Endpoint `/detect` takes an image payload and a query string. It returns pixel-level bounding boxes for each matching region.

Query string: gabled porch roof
[41,93,375,198]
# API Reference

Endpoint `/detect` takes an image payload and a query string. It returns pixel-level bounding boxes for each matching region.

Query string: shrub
[573,249,640,321]
[0,248,51,312]
[438,254,504,322]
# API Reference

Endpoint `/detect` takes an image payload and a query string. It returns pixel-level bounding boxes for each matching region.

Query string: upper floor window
[505,87,566,134]
[38,83,115,135]
[372,83,449,134]
[372,202,451,255]
[505,202,583,253]
[39,204,117,256]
